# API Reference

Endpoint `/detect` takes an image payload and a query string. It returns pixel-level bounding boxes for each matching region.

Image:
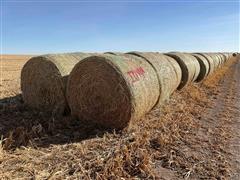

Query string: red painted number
[127,67,145,83]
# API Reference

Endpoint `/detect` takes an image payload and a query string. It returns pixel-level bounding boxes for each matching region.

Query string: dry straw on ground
[67,53,160,129]
[21,53,92,115]
[164,52,200,90]
[127,52,182,105]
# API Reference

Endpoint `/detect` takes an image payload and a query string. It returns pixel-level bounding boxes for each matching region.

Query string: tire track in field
[226,60,240,179]
[199,60,240,179]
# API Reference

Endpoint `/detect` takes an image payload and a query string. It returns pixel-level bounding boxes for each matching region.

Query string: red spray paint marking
[127,67,145,83]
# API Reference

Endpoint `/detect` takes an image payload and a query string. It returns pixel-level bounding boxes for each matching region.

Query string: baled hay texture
[222,53,228,62]
[216,53,223,66]
[227,53,233,62]
[104,52,123,55]
[164,52,200,90]
[219,53,226,64]
[21,53,92,114]
[214,54,221,66]
[220,53,228,63]
[127,52,182,105]
[218,53,225,64]
[225,53,231,61]
[206,53,221,70]
[192,53,210,82]
[216,53,226,66]
[215,53,223,67]
[67,54,160,129]
[188,54,201,82]
[196,53,216,75]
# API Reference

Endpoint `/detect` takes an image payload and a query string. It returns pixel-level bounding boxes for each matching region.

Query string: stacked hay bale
[220,53,228,63]
[66,54,160,129]
[225,53,232,61]
[216,53,224,67]
[127,52,182,105]
[218,53,226,64]
[219,53,226,64]
[21,53,93,114]
[208,53,220,69]
[217,53,225,66]
[22,50,234,130]
[198,53,218,73]
[164,52,200,89]
[217,54,221,66]
[192,53,210,82]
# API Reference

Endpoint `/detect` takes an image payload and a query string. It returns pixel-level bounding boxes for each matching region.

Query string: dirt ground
[0,55,239,179]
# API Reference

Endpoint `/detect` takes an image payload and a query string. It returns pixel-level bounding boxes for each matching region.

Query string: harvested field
[1,55,32,98]
[0,55,239,179]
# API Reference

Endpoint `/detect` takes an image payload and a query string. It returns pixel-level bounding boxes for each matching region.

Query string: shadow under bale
[0,94,112,150]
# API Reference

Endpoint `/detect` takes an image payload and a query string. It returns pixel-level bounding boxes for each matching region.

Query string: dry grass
[0,55,238,179]
[203,58,235,89]
[1,55,31,98]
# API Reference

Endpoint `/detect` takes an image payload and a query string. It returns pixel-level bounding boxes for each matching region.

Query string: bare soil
[0,55,239,179]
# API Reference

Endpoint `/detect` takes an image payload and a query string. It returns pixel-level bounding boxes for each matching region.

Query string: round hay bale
[215,53,223,67]
[221,53,228,63]
[196,53,215,75]
[203,53,218,71]
[209,53,221,69]
[164,52,200,89]
[219,53,226,64]
[127,52,182,105]
[21,53,92,114]
[192,53,210,82]
[67,54,160,129]
[229,53,233,60]
[220,53,227,64]
[224,53,230,61]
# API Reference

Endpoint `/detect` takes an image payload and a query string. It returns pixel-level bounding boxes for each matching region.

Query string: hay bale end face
[21,53,92,114]
[127,52,182,105]
[164,52,200,90]
[67,54,160,129]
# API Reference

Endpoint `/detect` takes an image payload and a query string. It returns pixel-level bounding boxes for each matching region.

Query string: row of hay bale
[21,52,235,129]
